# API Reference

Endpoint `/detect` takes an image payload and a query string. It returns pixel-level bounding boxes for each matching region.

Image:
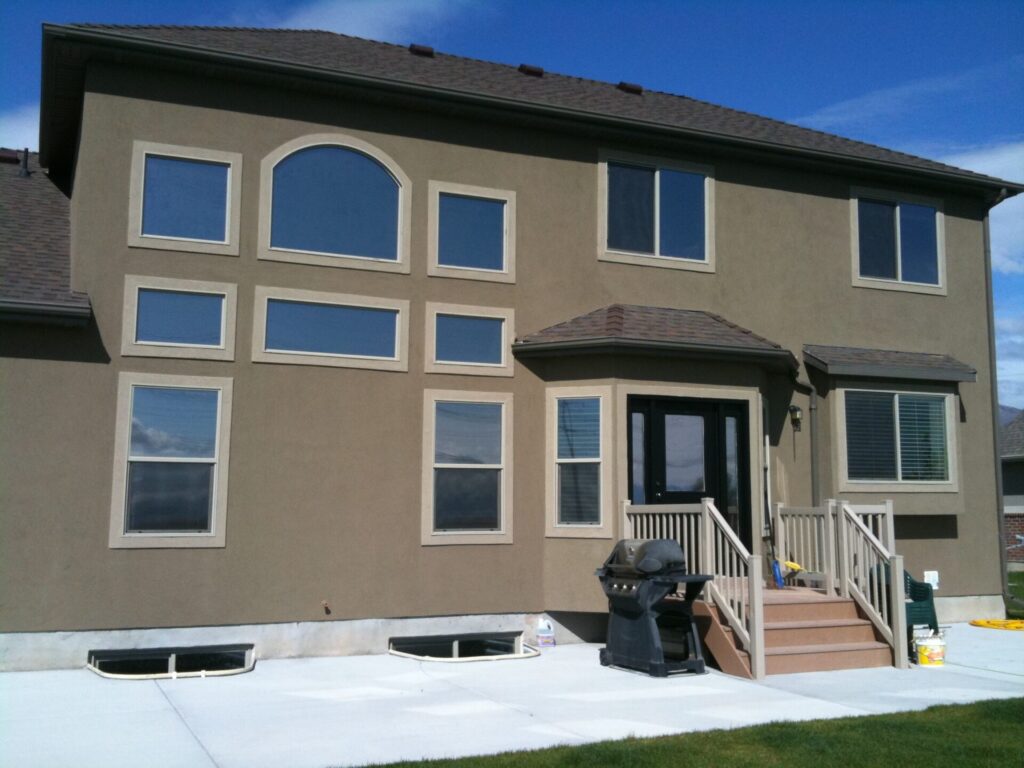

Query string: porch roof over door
[512,304,797,370]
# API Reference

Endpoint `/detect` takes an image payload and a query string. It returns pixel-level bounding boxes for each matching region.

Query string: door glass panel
[664,414,705,493]
[725,416,740,529]
[631,411,646,504]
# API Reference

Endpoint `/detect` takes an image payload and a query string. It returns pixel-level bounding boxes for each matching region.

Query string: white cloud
[0,103,40,151]
[242,0,478,43]
[996,312,1024,409]
[793,56,1024,133]
[941,141,1024,275]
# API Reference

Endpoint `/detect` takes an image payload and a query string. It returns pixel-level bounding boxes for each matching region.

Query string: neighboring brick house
[1003,412,1024,564]
[2,25,1022,675]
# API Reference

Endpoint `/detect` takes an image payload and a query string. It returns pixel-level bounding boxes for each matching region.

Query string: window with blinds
[556,397,602,525]
[844,391,949,482]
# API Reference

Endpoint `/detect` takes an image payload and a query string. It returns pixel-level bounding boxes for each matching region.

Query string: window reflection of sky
[129,387,218,458]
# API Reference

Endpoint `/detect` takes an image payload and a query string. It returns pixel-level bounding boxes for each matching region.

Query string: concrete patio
[2,622,1021,768]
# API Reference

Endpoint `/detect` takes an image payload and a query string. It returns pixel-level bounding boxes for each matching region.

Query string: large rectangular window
[556,398,601,525]
[253,287,409,371]
[110,373,232,548]
[129,142,242,256]
[422,391,513,545]
[853,189,944,293]
[843,390,952,486]
[601,154,713,272]
[428,182,516,283]
[122,276,236,361]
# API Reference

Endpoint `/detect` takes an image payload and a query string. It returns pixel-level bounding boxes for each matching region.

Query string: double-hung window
[253,287,409,371]
[428,181,516,283]
[110,373,233,548]
[422,391,513,545]
[129,142,242,256]
[841,389,956,490]
[852,189,944,293]
[122,276,236,360]
[425,303,514,376]
[546,387,612,538]
[600,153,714,272]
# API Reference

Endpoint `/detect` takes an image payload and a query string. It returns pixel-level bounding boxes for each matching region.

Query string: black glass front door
[628,397,751,549]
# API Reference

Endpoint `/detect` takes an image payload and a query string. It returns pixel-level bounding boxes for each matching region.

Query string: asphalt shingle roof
[54,25,1021,191]
[0,150,89,314]
[515,304,793,365]
[803,344,976,382]
[1003,412,1024,459]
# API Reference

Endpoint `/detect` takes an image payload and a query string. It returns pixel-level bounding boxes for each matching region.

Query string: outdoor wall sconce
[788,405,803,431]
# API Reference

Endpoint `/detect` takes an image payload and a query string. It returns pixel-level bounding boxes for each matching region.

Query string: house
[2,25,1021,677]
[1003,411,1024,566]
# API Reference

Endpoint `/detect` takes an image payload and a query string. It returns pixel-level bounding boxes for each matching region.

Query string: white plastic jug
[536,618,555,647]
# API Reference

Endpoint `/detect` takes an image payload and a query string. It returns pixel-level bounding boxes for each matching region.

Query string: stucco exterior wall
[0,61,1004,636]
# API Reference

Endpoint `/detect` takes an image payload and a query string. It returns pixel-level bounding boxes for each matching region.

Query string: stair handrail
[701,498,765,679]
[837,501,909,668]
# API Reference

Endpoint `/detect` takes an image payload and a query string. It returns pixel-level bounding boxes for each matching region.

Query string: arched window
[259,135,410,273]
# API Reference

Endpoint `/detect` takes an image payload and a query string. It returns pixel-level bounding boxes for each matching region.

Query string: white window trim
[850,187,947,296]
[424,302,515,377]
[421,390,513,545]
[252,286,409,371]
[109,372,233,549]
[427,181,516,283]
[546,386,614,539]
[597,149,715,273]
[121,275,237,361]
[835,387,959,493]
[128,141,242,256]
[257,133,412,274]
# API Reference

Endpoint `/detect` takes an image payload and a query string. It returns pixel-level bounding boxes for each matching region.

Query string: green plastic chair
[904,570,939,635]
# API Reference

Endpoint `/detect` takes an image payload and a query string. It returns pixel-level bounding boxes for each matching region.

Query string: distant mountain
[1001,405,1022,427]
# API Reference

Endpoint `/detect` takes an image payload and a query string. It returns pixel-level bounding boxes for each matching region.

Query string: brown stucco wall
[0,60,1004,634]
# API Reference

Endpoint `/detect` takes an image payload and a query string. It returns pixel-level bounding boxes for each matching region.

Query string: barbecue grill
[596,539,712,677]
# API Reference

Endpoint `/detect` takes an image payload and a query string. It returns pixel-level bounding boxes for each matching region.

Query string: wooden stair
[694,588,893,678]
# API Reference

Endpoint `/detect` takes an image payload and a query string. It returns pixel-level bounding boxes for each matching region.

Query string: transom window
[428,181,516,283]
[121,276,236,361]
[253,287,409,371]
[136,289,224,347]
[110,374,233,548]
[843,390,951,483]
[271,145,398,260]
[422,391,513,545]
[425,303,514,377]
[129,142,242,256]
[604,159,710,265]
[556,397,602,525]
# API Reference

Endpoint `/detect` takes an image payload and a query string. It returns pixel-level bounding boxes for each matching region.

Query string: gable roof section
[803,344,976,383]
[514,304,796,369]
[1003,412,1024,459]
[40,24,1023,197]
[0,149,90,323]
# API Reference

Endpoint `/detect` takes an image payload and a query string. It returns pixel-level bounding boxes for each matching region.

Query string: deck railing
[623,499,765,679]
[836,501,908,668]
[774,503,836,593]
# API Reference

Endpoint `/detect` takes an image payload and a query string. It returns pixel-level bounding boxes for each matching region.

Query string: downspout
[793,375,821,507]
[984,190,1010,604]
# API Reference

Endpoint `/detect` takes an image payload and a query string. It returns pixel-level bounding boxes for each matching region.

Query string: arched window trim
[258,133,412,274]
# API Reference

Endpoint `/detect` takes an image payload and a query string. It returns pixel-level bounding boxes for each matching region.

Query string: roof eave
[39,24,1024,200]
[804,353,976,383]
[512,336,798,370]
[0,297,92,326]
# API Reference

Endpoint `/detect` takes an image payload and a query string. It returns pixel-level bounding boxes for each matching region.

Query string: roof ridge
[702,310,784,350]
[806,342,958,359]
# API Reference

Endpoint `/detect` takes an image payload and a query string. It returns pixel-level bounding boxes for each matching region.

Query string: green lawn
[1009,571,1024,619]
[376,698,1024,768]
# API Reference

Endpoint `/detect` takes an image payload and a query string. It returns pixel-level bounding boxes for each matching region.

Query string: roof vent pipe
[19,147,30,177]
[617,81,643,95]
[408,43,435,57]
[518,63,544,77]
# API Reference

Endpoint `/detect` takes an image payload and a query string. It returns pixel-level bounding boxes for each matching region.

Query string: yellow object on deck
[969,619,1024,631]
[783,561,803,572]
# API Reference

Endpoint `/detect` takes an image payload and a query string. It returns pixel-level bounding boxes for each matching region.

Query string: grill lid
[601,538,687,576]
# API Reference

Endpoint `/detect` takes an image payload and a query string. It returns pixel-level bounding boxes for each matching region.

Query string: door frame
[614,383,764,555]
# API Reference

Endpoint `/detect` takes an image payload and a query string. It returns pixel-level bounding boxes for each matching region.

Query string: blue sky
[2,0,1023,405]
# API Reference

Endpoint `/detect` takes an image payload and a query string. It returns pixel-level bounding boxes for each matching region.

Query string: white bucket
[536,619,556,647]
[915,634,946,666]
